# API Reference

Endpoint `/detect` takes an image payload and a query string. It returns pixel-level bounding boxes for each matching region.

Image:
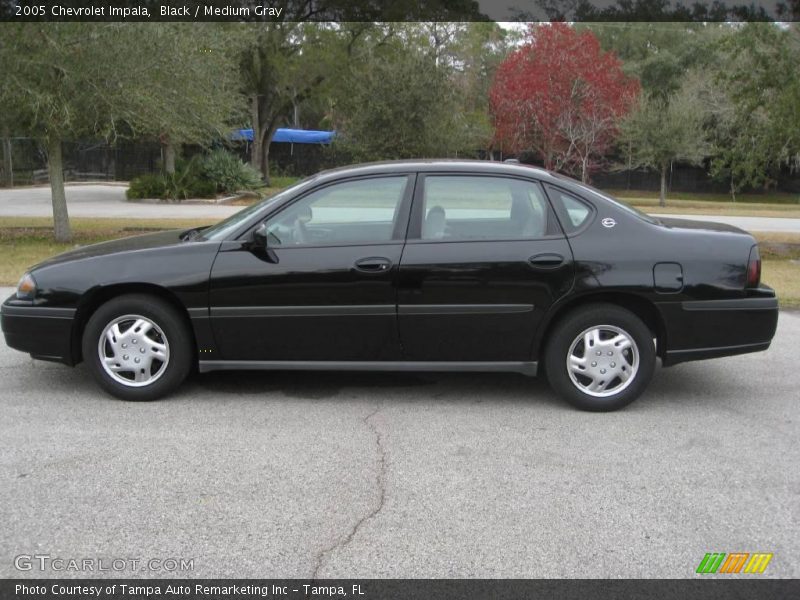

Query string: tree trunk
[659,163,667,208]
[261,143,271,187]
[581,156,589,183]
[46,136,71,243]
[626,140,632,190]
[730,175,736,202]
[249,95,262,172]
[162,137,176,174]
[1,134,12,187]
[260,124,280,187]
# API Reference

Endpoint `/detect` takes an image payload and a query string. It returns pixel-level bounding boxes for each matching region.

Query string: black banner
[0,0,799,22]
[2,579,800,600]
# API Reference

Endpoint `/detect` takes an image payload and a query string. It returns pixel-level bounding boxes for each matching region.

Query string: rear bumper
[1,296,76,365]
[659,292,779,366]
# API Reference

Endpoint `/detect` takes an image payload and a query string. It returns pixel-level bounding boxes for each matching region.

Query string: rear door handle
[354,257,392,273]
[528,253,565,269]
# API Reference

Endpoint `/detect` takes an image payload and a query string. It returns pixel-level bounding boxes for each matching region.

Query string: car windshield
[200,175,318,241]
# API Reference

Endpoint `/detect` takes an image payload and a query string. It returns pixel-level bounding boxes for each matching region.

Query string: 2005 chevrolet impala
[1,161,779,411]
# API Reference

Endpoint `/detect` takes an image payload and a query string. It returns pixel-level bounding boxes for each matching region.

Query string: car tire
[82,294,193,401]
[544,304,655,411]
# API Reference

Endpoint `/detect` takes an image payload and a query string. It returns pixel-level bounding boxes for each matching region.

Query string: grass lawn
[762,261,800,308]
[629,199,800,218]
[608,189,800,204]
[0,217,209,285]
[608,189,800,218]
[1,216,798,307]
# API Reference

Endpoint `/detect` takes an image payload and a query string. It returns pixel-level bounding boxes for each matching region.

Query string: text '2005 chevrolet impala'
[1,160,779,411]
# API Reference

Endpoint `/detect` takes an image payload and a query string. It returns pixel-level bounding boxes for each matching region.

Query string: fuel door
[653,262,684,293]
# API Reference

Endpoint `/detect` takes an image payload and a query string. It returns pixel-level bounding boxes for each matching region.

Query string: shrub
[127,161,215,202]
[126,174,167,200]
[126,150,263,202]
[162,156,215,200]
[201,149,263,194]
[163,172,216,201]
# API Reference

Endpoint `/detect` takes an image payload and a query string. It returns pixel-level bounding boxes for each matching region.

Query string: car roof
[313,159,561,183]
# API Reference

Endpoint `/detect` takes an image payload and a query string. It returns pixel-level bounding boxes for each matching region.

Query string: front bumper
[1,296,76,365]
[658,291,779,366]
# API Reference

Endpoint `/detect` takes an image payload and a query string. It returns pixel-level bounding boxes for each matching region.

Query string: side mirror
[251,222,278,264]
[253,222,268,248]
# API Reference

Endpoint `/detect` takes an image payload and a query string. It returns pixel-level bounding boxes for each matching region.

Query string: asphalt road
[0,285,797,579]
[2,185,800,233]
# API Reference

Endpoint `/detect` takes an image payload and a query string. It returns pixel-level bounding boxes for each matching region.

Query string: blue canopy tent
[231,128,335,144]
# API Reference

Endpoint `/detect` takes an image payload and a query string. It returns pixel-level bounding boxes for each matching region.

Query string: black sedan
[1,160,779,411]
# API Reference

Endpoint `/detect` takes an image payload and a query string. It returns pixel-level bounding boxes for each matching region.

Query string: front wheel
[544,304,656,411]
[82,294,193,401]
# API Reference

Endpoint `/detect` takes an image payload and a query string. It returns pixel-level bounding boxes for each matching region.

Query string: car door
[208,174,415,361]
[397,173,575,362]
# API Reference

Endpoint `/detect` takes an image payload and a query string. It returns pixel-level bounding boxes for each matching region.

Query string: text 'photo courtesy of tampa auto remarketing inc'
[0,0,798,598]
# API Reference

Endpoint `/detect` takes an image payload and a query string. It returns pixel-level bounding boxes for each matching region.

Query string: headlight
[16,272,37,300]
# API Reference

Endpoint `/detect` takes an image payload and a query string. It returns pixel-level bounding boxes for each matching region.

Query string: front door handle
[354,257,392,273]
[528,253,565,269]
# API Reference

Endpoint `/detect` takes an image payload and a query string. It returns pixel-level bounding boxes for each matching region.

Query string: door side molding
[199,360,538,376]
[398,304,533,315]
[210,305,396,317]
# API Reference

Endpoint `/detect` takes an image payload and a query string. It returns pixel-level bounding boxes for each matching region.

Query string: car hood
[656,217,750,235]
[32,230,187,270]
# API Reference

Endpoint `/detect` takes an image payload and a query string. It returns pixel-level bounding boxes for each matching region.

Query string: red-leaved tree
[490,23,639,182]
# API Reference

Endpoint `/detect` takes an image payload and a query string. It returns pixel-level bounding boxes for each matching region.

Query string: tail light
[746,245,761,288]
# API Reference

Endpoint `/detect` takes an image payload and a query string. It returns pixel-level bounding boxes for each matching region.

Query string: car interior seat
[424,205,447,239]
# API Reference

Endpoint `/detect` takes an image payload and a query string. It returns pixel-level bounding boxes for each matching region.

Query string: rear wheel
[544,304,655,411]
[82,294,193,401]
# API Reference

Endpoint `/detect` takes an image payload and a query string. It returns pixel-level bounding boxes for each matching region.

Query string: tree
[531,0,773,21]
[0,110,15,187]
[333,47,477,161]
[237,0,487,183]
[430,22,517,157]
[489,23,639,182]
[708,23,800,197]
[137,24,244,175]
[0,23,242,241]
[238,23,344,184]
[580,22,732,99]
[619,86,708,206]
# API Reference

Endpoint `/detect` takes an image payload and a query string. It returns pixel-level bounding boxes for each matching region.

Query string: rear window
[419,175,557,241]
[548,174,658,226]
[544,185,594,233]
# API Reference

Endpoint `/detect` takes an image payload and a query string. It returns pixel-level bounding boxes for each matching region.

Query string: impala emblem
[601,218,616,228]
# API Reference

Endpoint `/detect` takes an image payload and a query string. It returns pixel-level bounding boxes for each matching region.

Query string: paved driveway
[0,285,796,579]
[0,185,237,220]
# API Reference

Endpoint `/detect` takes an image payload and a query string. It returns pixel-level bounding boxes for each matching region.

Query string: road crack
[311,403,387,579]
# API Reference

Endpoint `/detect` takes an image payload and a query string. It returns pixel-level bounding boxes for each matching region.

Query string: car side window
[419,176,554,242]
[544,185,593,233]
[264,176,409,246]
